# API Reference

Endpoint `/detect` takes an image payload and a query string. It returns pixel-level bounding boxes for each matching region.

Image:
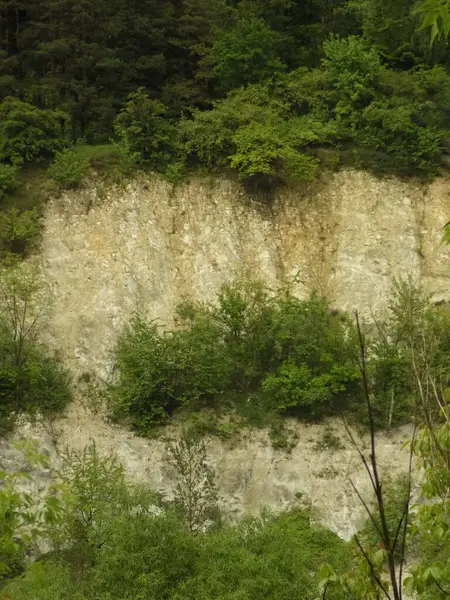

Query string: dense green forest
[0,0,450,190]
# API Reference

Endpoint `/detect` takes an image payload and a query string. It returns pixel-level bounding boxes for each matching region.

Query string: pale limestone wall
[8,168,445,539]
[40,170,450,378]
[0,406,414,541]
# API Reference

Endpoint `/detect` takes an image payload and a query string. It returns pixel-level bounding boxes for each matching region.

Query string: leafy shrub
[4,508,352,600]
[113,281,360,430]
[113,312,228,429]
[114,88,183,175]
[167,429,218,533]
[183,42,450,180]
[229,119,320,181]
[263,361,358,418]
[53,442,141,572]
[177,509,352,600]
[322,36,382,117]
[263,295,360,417]
[182,104,238,169]
[0,98,68,165]
[0,270,72,424]
[319,37,449,176]
[355,100,443,175]
[3,562,78,600]
[358,279,450,429]
[48,148,89,189]
[356,474,410,561]
[0,208,41,261]
[364,340,413,429]
[0,164,18,199]
[116,279,450,432]
[0,324,72,423]
[182,85,332,183]
[0,447,65,582]
[111,137,141,178]
[211,280,276,391]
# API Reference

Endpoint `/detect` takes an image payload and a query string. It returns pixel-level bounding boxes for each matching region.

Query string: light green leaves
[415,0,450,45]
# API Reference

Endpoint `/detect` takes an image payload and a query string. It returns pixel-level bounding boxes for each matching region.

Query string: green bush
[0,164,18,199]
[183,35,450,183]
[0,98,68,165]
[0,448,66,583]
[48,148,89,189]
[0,326,72,423]
[263,361,358,418]
[116,279,450,432]
[229,119,320,181]
[263,295,360,417]
[211,280,276,391]
[356,474,410,561]
[211,17,286,92]
[363,340,413,429]
[319,37,449,176]
[0,208,41,261]
[0,270,72,424]
[114,88,183,175]
[113,281,360,430]
[183,85,333,183]
[4,508,352,600]
[322,36,382,118]
[355,279,450,429]
[113,312,228,429]
[176,509,352,600]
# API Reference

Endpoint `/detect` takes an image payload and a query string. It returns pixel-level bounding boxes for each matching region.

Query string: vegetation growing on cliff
[2,1,450,597]
[0,267,72,430]
[0,442,354,600]
[1,270,450,598]
[112,278,450,434]
[113,281,361,431]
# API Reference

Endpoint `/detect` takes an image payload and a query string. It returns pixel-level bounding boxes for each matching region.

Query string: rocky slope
[1,406,413,540]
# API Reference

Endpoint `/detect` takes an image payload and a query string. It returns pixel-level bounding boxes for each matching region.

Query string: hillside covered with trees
[0,0,450,190]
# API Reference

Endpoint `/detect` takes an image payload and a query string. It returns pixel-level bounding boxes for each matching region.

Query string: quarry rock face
[4,406,414,541]
[40,170,450,378]
[6,169,448,538]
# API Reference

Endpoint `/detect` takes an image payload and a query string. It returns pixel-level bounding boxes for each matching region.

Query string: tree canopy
[0,0,448,185]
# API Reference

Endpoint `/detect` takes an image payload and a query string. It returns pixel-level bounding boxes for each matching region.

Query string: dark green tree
[0,97,68,164]
[210,17,285,92]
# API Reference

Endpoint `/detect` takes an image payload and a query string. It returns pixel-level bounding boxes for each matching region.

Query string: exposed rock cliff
[0,406,413,541]
[40,169,450,379]
[4,168,449,539]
